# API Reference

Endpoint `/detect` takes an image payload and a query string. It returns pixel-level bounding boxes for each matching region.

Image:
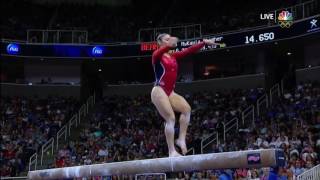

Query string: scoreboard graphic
[2,15,319,59]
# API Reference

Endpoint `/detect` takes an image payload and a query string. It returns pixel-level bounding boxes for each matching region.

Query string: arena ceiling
[30,0,131,6]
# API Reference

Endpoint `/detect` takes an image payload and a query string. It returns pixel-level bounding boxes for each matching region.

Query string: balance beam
[28,149,284,180]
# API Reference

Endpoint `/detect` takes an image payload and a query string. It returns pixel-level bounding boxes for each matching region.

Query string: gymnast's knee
[165,114,176,125]
[182,105,191,116]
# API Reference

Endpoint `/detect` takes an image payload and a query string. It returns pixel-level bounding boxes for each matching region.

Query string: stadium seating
[0,96,79,176]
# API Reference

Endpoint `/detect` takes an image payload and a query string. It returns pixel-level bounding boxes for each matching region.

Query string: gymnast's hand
[203,38,219,46]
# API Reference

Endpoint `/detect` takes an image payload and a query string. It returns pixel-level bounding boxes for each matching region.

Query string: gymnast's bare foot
[175,139,187,155]
[169,150,182,157]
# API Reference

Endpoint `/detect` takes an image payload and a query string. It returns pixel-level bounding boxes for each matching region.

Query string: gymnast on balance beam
[151,33,218,157]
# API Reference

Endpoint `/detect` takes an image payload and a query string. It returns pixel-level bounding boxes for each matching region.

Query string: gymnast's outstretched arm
[172,39,218,59]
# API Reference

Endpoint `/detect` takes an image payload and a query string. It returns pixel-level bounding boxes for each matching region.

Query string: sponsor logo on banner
[92,46,104,56]
[6,43,20,55]
[140,42,159,51]
[247,153,261,165]
[307,19,319,32]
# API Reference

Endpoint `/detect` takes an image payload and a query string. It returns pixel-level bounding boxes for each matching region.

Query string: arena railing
[28,93,96,172]
[78,104,86,124]
[256,94,269,117]
[281,79,285,95]
[26,29,88,44]
[28,153,37,172]
[68,114,78,136]
[269,83,281,105]
[200,87,276,154]
[186,147,195,155]
[200,103,255,154]
[296,164,320,180]
[203,87,278,152]
[241,105,255,127]
[138,24,202,42]
[256,82,283,119]
[40,138,54,166]
[200,132,219,154]
[56,124,67,150]
[222,117,239,142]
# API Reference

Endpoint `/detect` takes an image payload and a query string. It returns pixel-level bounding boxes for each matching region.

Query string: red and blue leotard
[152,42,205,96]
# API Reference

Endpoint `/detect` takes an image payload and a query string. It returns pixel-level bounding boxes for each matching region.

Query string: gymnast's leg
[168,92,191,155]
[151,86,181,157]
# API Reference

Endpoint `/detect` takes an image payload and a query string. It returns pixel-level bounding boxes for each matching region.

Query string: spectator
[290,160,305,176]
[0,96,79,176]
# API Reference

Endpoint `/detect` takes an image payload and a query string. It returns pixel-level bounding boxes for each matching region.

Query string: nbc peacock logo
[278,11,293,28]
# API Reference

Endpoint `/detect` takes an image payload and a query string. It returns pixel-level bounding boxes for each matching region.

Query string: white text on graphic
[260,13,274,20]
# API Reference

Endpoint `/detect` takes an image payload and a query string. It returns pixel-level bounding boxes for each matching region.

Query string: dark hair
[156,33,169,45]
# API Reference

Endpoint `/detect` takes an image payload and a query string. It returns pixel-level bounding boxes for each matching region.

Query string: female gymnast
[151,33,217,157]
